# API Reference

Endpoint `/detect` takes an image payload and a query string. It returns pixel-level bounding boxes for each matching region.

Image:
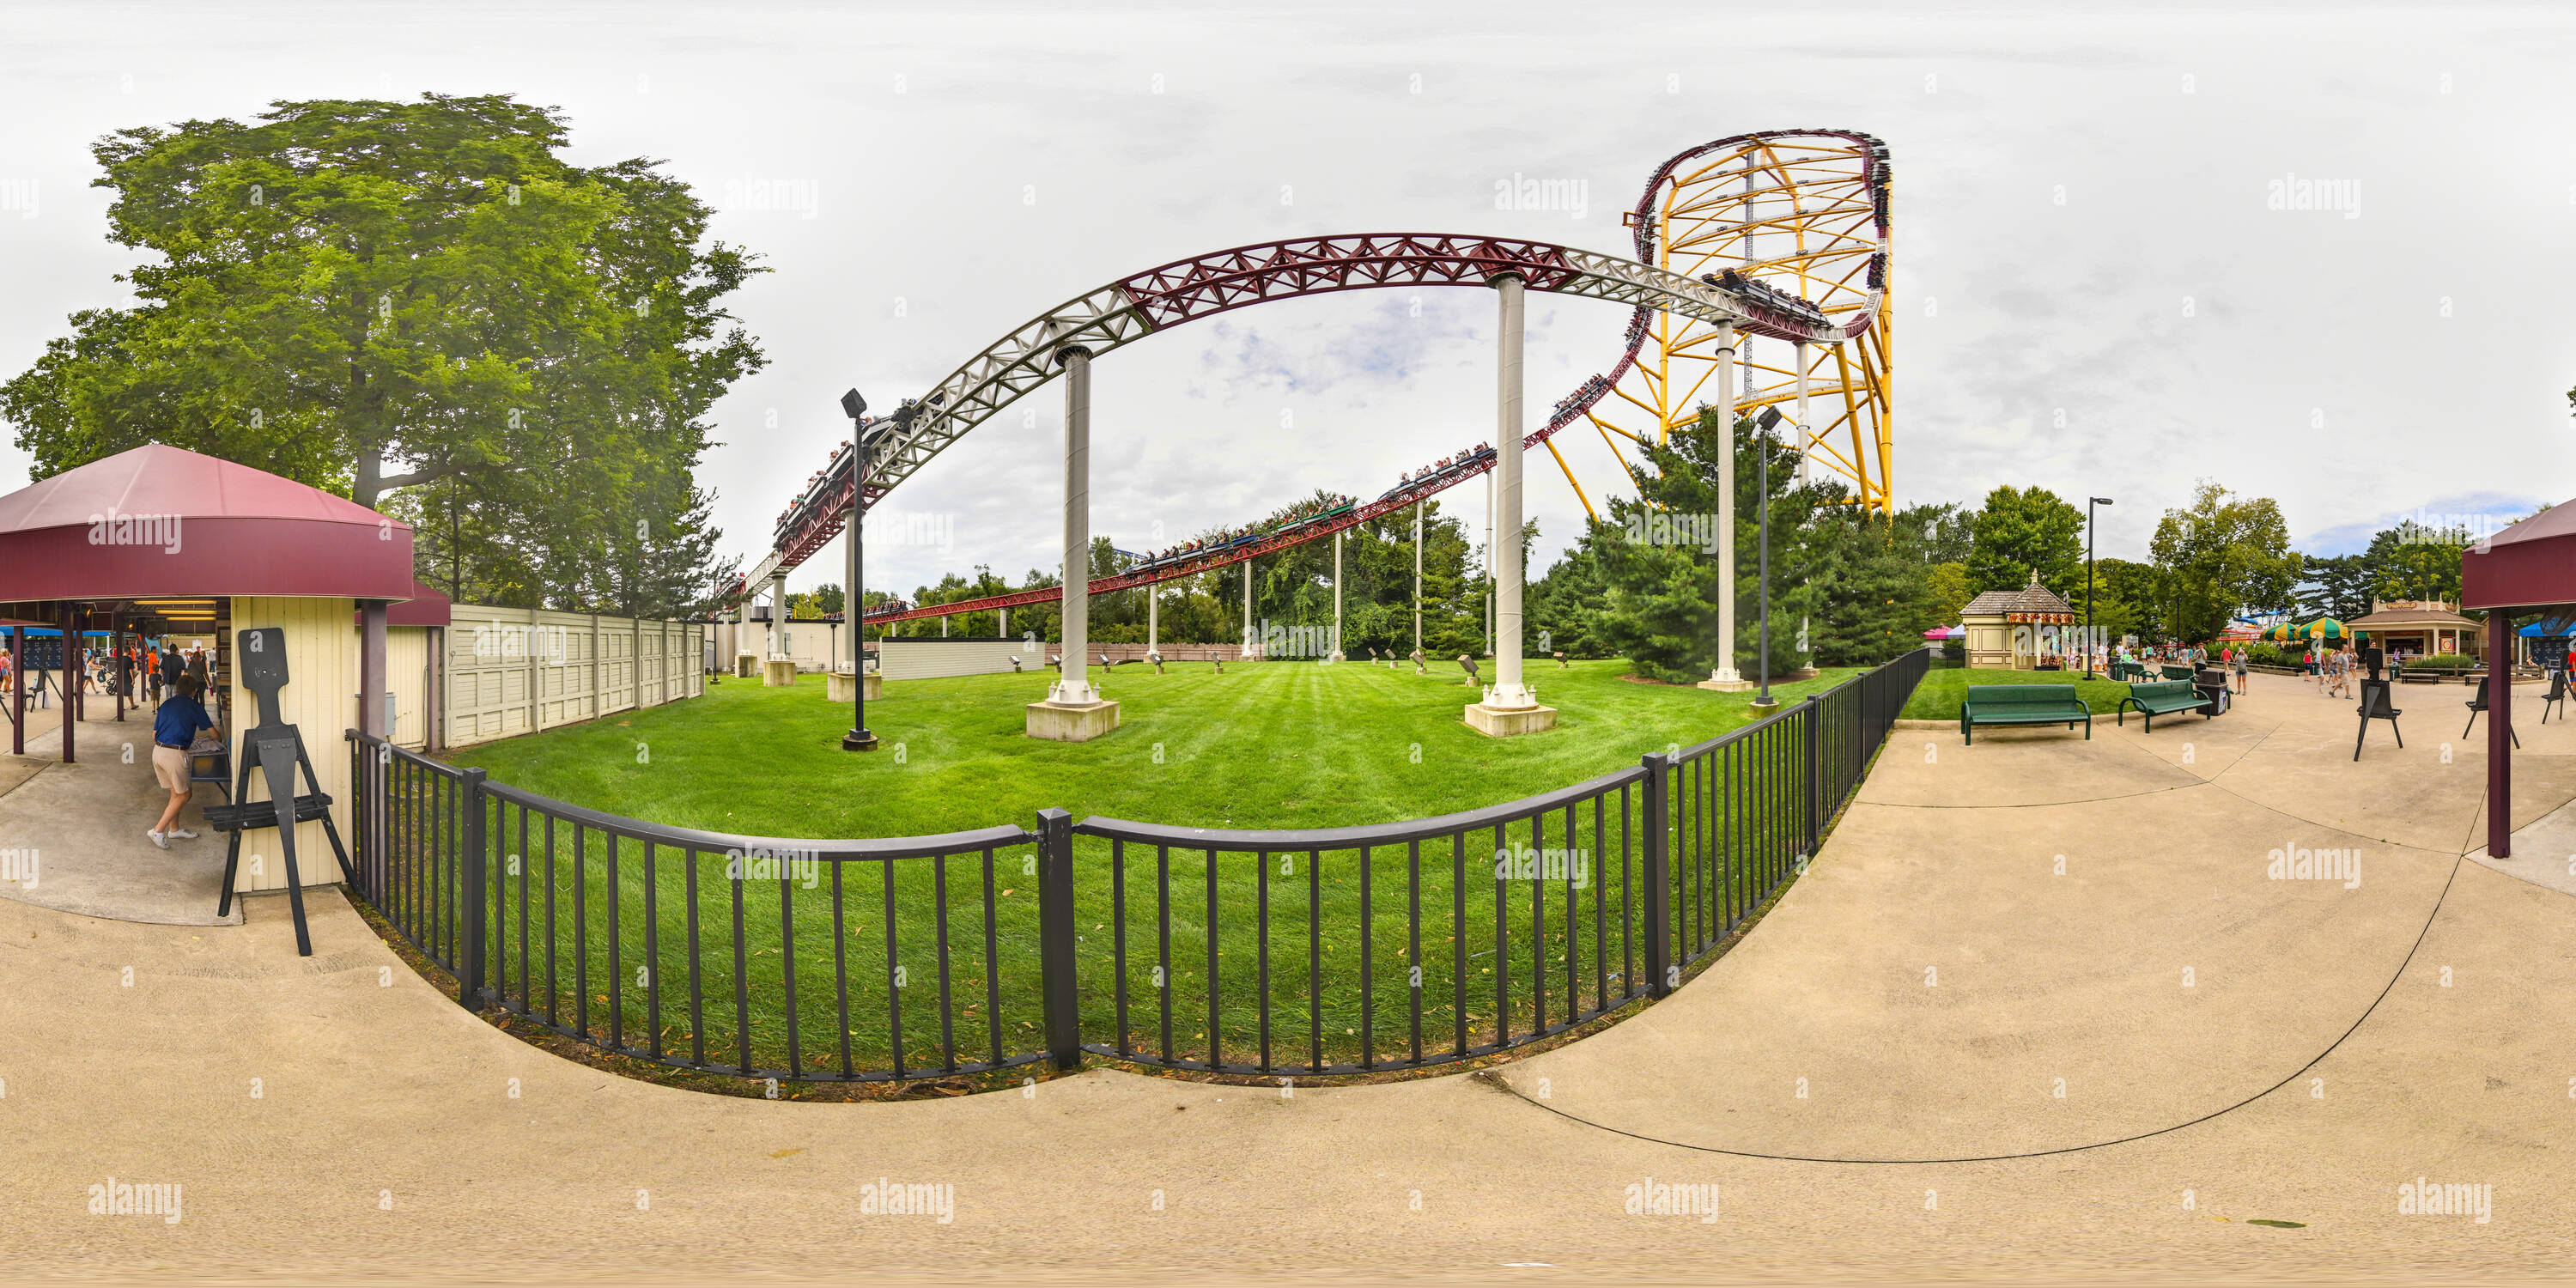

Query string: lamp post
[2085,495,2114,679]
[840,388,878,750]
[1752,407,1784,712]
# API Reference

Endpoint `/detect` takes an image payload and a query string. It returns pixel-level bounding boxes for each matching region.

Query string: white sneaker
[148,831,169,850]
[167,828,200,841]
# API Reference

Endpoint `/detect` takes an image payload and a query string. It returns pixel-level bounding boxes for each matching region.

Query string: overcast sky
[4,1,2572,598]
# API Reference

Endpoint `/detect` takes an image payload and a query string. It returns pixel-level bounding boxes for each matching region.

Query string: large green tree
[1965,484,2086,598]
[2148,482,2300,641]
[0,93,764,611]
[2296,553,2379,622]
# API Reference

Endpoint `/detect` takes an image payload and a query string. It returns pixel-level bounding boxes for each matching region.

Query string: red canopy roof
[0,444,415,602]
[2462,503,2576,612]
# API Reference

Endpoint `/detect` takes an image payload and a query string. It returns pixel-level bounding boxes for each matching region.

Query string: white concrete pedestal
[826,670,881,702]
[1464,701,1558,737]
[1696,668,1753,692]
[1026,699,1121,742]
[734,653,757,679]
[763,658,797,687]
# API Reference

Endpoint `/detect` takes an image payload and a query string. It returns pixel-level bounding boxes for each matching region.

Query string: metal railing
[345,647,1929,1083]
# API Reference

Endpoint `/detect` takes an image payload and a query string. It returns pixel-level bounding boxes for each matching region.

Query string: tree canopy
[0,93,764,616]
[1966,485,2085,598]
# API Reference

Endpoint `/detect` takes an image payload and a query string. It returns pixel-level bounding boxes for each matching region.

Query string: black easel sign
[210,627,351,956]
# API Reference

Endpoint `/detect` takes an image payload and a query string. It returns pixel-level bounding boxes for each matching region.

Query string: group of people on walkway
[0,641,213,702]
[2087,641,2253,696]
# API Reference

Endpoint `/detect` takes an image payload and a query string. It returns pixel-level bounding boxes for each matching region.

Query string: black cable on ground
[1487,852,2468,1164]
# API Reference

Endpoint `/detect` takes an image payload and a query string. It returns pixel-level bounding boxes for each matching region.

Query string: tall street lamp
[841,388,879,751]
[1752,407,1785,711]
[2086,495,2114,679]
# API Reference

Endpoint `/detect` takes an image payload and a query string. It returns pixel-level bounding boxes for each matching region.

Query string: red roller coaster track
[727,131,1889,627]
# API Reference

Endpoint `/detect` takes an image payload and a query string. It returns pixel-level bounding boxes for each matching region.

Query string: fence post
[1802,694,1823,854]
[1036,807,1082,1069]
[458,767,489,1010]
[1641,752,1672,998]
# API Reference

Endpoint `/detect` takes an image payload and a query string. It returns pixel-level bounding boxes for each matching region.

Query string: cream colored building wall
[226,596,355,893]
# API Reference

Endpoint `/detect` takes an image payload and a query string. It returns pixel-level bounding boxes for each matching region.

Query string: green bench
[1959,684,2092,744]
[2117,680,2210,731]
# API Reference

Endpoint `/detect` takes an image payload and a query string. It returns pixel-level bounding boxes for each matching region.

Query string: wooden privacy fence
[440,605,705,749]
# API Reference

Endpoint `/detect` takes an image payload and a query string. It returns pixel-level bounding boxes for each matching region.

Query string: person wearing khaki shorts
[149,674,220,849]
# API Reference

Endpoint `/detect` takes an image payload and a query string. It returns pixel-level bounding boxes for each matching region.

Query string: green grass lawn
[453,658,1860,837]
[409,658,1863,1080]
[1901,664,2137,720]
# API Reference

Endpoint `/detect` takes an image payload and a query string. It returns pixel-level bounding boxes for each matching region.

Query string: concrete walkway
[0,671,2570,1282]
[0,703,237,927]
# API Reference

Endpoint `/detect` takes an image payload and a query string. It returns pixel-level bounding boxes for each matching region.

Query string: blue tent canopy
[2520,618,2576,637]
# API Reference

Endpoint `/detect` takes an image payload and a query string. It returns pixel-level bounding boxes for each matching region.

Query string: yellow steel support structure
[1574,132,1894,514]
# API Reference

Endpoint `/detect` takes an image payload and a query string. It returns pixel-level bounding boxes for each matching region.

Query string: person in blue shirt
[149,674,221,849]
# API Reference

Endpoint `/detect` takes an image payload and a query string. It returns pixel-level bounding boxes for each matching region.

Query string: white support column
[1147,585,1158,652]
[1329,529,1346,661]
[999,607,1009,641]
[1413,501,1424,656]
[1489,274,1531,708]
[768,574,787,658]
[1484,462,1496,657]
[1700,319,1749,690]
[1051,345,1096,705]
[1464,275,1554,735]
[1242,559,1254,658]
[1026,342,1117,740]
[941,615,949,638]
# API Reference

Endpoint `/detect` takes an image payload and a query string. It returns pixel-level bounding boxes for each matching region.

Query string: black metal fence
[344,647,1927,1084]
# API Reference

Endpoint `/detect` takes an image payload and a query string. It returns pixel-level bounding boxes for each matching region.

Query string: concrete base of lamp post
[734,653,757,679]
[1464,700,1558,738]
[826,669,881,702]
[763,658,797,687]
[1025,698,1121,742]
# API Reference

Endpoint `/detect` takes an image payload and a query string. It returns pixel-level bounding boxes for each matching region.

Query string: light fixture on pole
[2085,495,2113,680]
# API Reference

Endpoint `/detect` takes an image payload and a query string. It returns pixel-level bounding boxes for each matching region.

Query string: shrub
[2246,643,2297,668]
[1941,635,1965,662]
